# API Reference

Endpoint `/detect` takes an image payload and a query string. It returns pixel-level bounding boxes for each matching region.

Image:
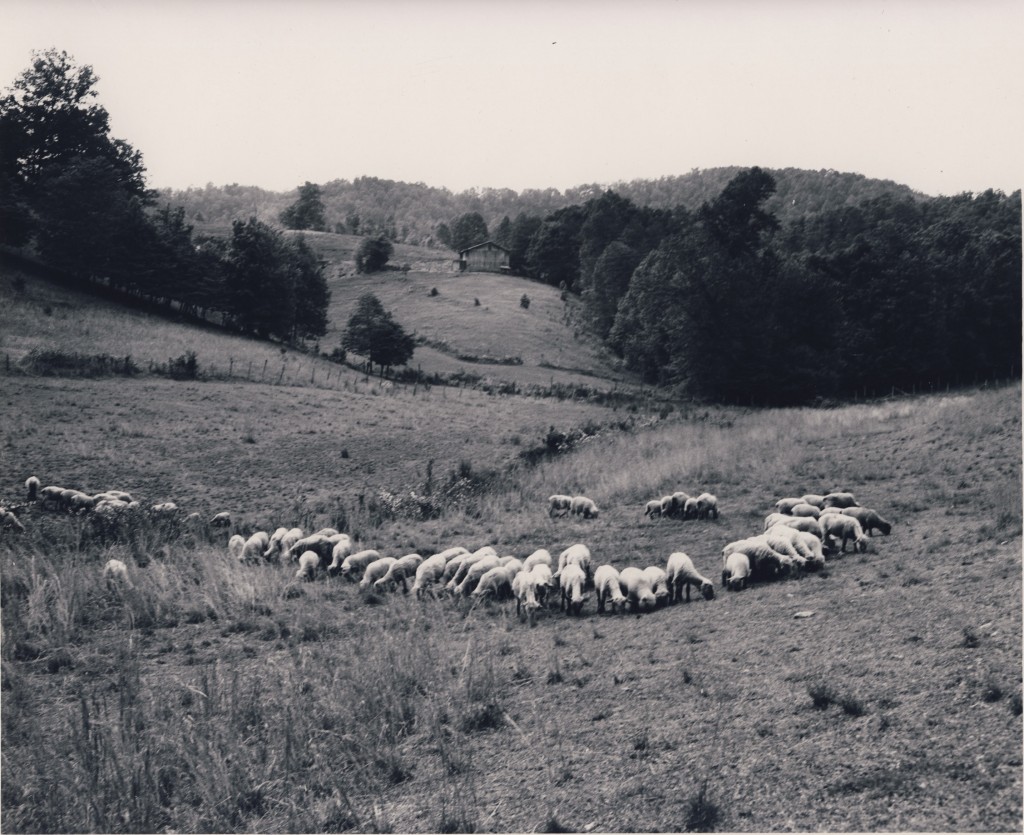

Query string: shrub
[430,287,439,297]
[520,293,530,309]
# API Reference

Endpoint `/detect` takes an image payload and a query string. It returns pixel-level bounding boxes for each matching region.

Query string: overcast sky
[3,0,1022,197]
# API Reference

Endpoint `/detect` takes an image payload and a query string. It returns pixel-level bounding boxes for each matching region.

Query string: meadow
[1,264,1021,833]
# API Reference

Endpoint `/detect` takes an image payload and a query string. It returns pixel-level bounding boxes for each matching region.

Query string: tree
[449,212,489,251]
[289,236,331,339]
[223,218,297,339]
[355,234,393,273]
[279,181,326,231]
[341,293,415,374]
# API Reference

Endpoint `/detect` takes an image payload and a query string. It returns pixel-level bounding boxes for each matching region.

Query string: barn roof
[458,240,510,256]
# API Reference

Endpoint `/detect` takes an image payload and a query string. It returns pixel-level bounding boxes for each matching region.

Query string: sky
[3,0,1022,197]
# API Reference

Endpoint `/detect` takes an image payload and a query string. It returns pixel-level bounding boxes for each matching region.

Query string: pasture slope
[1,265,1021,833]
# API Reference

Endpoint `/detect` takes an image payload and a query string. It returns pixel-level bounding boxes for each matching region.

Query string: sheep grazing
[764,513,821,537]
[672,491,691,514]
[775,497,805,515]
[642,566,671,606]
[314,527,340,538]
[618,566,657,612]
[695,492,719,520]
[209,511,232,527]
[102,558,131,588]
[151,502,178,514]
[644,499,663,519]
[287,534,335,563]
[840,506,892,536]
[512,570,542,624]
[228,534,246,560]
[522,548,553,572]
[68,492,96,513]
[240,531,270,563]
[327,536,354,573]
[722,552,751,591]
[789,503,821,519]
[453,555,501,596]
[38,485,65,509]
[530,563,556,608]
[444,551,493,591]
[472,561,522,600]
[557,543,593,585]
[433,546,469,563]
[762,528,809,568]
[559,563,589,615]
[360,557,398,589]
[818,513,870,553]
[822,491,859,509]
[765,524,825,569]
[374,553,423,593]
[548,494,573,518]
[25,476,40,502]
[340,549,382,580]
[295,551,320,581]
[800,494,826,509]
[570,496,600,519]
[410,554,449,598]
[265,527,304,563]
[683,497,700,519]
[659,495,676,517]
[665,552,716,603]
[722,537,792,579]
[1,508,26,533]
[593,564,627,614]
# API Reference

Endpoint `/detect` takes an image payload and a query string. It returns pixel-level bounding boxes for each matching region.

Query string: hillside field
[0,265,1021,833]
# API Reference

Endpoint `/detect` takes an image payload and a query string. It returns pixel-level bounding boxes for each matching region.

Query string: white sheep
[722,552,751,591]
[840,506,892,536]
[340,549,382,580]
[822,491,859,509]
[775,497,805,514]
[295,551,320,581]
[642,566,670,606]
[559,562,589,615]
[512,569,542,625]
[762,528,808,568]
[360,556,398,589]
[286,534,335,563]
[765,524,825,568]
[593,564,627,613]
[151,502,178,515]
[472,561,522,599]
[327,536,355,574]
[659,495,676,517]
[695,492,719,520]
[672,491,691,514]
[722,536,792,578]
[102,558,131,588]
[454,555,501,595]
[209,511,232,527]
[25,476,40,502]
[240,531,270,563]
[265,527,304,563]
[548,494,573,517]
[789,503,821,519]
[818,513,870,553]
[557,543,593,585]
[644,499,663,519]
[800,494,826,509]
[522,548,553,572]
[433,546,470,562]
[228,534,246,560]
[570,496,599,519]
[374,553,423,593]
[665,552,716,603]
[38,485,64,509]
[410,554,449,598]
[764,513,822,537]
[444,550,496,590]
[618,566,657,612]
[314,527,340,537]
[530,563,556,608]
[683,497,700,519]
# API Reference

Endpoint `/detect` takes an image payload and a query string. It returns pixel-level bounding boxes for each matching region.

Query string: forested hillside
[161,168,925,248]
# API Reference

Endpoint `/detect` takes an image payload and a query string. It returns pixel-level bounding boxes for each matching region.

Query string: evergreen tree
[342,293,415,374]
[449,212,489,251]
[279,181,326,231]
[355,234,393,273]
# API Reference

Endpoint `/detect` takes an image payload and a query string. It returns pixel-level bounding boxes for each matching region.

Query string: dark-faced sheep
[722,552,751,591]
[818,513,869,553]
[25,476,40,502]
[593,564,628,613]
[822,492,859,509]
[570,496,599,519]
[340,549,381,580]
[644,499,663,519]
[840,506,892,536]
[295,551,320,581]
[512,569,542,625]
[548,495,573,517]
[374,553,423,593]
[695,492,719,520]
[360,556,398,589]
[240,531,270,563]
[559,563,589,615]
[665,552,715,603]
[410,554,449,598]
[619,566,657,612]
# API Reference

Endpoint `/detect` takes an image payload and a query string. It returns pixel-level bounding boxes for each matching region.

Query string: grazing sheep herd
[6,474,893,627]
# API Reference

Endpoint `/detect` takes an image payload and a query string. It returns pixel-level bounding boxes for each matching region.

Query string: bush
[355,235,393,273]
[520,293,530,309]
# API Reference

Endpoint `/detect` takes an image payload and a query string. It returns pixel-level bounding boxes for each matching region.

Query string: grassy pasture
[2,340,1020,835]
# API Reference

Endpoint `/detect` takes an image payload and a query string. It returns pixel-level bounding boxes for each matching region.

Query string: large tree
[449,212,489,251]
[341,293,415,374]
[280,181,326,231]
[355,234,393,273]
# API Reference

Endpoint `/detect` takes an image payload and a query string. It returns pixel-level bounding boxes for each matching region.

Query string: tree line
[503,170,1021,404]
[1,49,330,343]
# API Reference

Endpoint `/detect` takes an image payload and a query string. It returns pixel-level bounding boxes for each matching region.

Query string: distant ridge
[161,167,932,246]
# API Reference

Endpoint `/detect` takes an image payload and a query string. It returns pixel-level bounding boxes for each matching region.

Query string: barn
[458,241,510,273]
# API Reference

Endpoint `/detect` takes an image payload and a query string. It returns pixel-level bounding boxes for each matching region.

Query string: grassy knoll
[2,361,1020,832]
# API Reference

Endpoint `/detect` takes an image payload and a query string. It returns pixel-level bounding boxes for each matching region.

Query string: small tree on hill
[355,234,393,273]
[342,293,414,375]
[279,181,326,231]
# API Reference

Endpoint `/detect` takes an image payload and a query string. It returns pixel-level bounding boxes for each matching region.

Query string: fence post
[262,359,268,381]
[247,360,252,380]
[277,364,285,384]
[229,357,234,377]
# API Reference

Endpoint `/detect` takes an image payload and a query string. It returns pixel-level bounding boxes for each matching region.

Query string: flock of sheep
[8,475,892,626]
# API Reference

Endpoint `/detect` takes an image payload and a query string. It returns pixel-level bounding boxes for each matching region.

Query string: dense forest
[3,50,1020,405]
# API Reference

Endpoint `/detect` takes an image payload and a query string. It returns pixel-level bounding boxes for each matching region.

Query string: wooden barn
[458,241,510,273]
